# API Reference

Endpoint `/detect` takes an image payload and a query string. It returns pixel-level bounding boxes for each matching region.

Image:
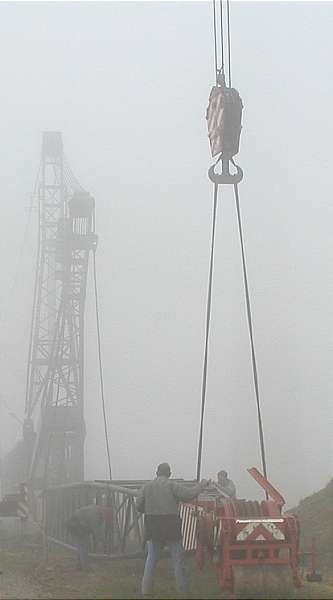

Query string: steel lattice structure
[23,132,97,490]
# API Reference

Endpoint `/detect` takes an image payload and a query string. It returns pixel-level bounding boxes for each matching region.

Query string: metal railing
[39,479,201,558]
[40,480,144,557]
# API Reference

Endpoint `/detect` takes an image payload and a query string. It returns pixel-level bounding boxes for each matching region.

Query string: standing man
[66,504,113,571]
[136,462,208,598]
[216,469,236,499]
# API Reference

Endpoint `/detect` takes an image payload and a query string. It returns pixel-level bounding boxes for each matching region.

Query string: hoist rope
[212,1,218,83]
[212,0,225,80]
[234,183,268,481]
[226,0,232,87]
[198,0,268,490]
[25,197,41,416]
[219,0,225,71]
[22,162,41,416]
[93,249,113,481]
[196,183,219,481]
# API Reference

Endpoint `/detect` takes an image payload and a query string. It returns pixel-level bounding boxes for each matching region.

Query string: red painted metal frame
[194,468,302,592]
[212,515,301,591]
[247,467,285,506]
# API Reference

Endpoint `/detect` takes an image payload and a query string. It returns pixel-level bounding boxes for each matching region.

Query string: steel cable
[196,183,219,481]
[93,249,113,481]
[18,161,41,416]
[226,0,232,87]
[212,0,218,83]
[24,196,41,416]
[219,0,225,71]
[213,0,226,80]
[234,183,268,483]
[204,0,268,493]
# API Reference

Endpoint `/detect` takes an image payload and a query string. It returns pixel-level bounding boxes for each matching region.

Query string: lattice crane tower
[24,132,97,489]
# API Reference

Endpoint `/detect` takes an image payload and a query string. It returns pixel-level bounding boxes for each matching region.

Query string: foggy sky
[0,1,332,506]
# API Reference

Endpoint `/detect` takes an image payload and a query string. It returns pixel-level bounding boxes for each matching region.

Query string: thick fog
[0,1,332,507]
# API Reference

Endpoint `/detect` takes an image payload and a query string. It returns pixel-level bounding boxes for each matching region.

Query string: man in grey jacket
[136,462,208,598]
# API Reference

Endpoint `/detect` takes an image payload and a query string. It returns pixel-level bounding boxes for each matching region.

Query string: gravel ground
[0,570,47,600]
[0,547,332,599]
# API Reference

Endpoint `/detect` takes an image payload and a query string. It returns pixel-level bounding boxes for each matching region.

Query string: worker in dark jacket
[216,469,236,499]
[67,504,113,571]
[136,462,208,597]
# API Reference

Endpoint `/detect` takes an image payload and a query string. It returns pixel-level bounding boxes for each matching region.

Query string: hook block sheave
[206,83,243,185]
[206,85,243,158]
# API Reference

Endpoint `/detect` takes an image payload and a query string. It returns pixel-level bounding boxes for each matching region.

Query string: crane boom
[2,132,96,494]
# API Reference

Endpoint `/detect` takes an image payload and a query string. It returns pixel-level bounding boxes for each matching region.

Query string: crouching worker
[136,462,208,598]
[66,504,113,571]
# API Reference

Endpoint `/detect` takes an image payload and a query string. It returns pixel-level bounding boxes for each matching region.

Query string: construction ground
[0,480,332,600]
[0,548,332,600]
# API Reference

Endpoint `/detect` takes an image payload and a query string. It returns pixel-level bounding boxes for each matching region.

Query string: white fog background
[0,1,332,506]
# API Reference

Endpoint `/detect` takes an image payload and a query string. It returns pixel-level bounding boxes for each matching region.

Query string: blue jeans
[75,534,90,571]
[142,540,188,596]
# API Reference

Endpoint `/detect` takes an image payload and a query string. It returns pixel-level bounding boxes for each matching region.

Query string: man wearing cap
[216,469,236,499]
[66,504,113,571]
[136,462,208,598]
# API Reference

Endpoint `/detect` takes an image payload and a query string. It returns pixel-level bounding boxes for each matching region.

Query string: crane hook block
[208,162,243,185]
[206,85,243,158]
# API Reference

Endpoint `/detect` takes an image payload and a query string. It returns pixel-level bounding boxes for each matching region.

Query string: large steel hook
[208,157,243,185]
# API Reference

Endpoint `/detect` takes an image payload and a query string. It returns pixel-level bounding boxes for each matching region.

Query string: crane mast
[24,132,96,490]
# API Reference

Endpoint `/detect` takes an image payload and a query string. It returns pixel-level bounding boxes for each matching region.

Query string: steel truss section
[25,132,97,489]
